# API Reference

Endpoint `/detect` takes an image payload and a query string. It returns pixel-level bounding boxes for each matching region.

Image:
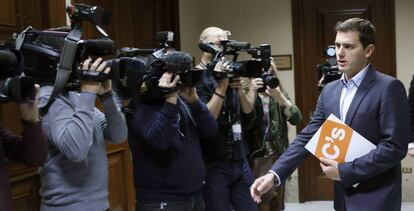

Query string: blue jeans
[203,159,258,211]
[135,192,205,211]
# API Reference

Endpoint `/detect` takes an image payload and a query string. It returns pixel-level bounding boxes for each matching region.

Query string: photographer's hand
[98,64,112,95]
[246,78,264,106]
[250,78,264,92]
[266,87,292,108]
[214,59,230,95]
[20,84,40,124]
[159,72,180,104]
[229,77,243,92]
[80,57,109,94]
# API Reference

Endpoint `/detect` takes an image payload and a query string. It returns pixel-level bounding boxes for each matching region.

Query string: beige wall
[179,0,414,202]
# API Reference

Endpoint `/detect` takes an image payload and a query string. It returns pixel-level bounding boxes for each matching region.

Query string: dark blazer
[270,65,409,211]
[408,74,414,143]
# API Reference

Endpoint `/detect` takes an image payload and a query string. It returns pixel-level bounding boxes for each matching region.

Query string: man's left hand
[320,157,341,181]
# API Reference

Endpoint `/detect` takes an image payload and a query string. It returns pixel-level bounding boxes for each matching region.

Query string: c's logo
[315,120,353,163]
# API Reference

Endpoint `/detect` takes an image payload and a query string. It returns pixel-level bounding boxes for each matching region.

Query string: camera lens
[264,74,279,89]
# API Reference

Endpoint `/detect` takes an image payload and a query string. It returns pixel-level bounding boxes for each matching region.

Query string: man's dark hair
[335,18,376,48]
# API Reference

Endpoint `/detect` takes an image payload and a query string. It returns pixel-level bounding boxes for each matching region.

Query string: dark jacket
[0,121,47,211]
[271,66,408,211]
[128,98,218,202]
[196,72,256,162]
[408,74,414,144]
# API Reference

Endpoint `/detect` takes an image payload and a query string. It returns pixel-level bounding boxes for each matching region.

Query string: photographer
[128,51,218,211]
[196,27,257,211]
[38,57,127,211]
[244,59,302,211]
[0,87,47,211]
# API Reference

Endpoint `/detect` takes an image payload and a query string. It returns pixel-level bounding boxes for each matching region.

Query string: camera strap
[39,28,82,116]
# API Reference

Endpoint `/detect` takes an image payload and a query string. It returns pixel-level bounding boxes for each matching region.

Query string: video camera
[117,31,174,59]
[19,27,115,87]
[316,45,342,89]
[199,41,279,90]
[0,45,35,103]
[110,31,202,100]
[18,4,115,91]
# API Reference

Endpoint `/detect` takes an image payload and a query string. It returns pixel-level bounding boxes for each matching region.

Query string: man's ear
[365,44,375,58]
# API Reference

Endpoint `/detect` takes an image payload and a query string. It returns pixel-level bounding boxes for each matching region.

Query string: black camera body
[139,51,200,100]
[111,31,202,101]
[18,3,116,92]
[0,46,35,103]
[20,27,115,89]
[259,72,279,92]
[200,41,278,91]
[317,45,342,89]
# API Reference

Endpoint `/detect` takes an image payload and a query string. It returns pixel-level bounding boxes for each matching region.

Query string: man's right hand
[80,57,110,94]
[250,78,264,92]
[158,72,180,104]
[408,148,414,158]
[214,59,230,93]
[250,172,276,203]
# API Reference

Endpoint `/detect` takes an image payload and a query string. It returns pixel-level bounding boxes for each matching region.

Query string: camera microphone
[80,38,115,55]
[226,41,251,50]
[163,51,192,73]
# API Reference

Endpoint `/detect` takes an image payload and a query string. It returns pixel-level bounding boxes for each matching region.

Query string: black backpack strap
[39,28,82,116]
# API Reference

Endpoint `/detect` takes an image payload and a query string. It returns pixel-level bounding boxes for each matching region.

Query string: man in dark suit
[250,17,409,211]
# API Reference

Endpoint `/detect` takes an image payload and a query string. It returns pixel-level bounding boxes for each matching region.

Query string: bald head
[199,27,230,44]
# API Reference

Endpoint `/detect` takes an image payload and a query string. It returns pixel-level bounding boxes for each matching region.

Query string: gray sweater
[38,86,127,211]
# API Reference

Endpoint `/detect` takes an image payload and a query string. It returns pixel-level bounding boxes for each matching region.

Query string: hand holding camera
[266,87,291,107]
[158,72,180,104]
[80,57,111,94]
[249,78,264,92]
[214,59,230,92]
[19,84,40,123]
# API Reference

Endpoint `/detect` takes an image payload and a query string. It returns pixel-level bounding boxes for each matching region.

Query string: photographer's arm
[180,87,219,139]
[96,66,127,144]
[267,87,302,125]
[205,78,228,119]
[1,121,47,167]
[2,84,47,166]
[46,58,104,162]
[98,92,128,144]
[197,60,229,119]
[46,92,96,162]
[128,72,181,151]
[245,78,264,107]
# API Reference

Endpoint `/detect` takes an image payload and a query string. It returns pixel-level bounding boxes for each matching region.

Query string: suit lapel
[331,81,342,119]
[344,66,376,125]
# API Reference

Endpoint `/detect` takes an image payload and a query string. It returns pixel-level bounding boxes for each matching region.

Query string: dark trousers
[203,159,258,211]
[135,192,205,211]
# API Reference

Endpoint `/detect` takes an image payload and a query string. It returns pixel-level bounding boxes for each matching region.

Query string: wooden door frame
[291,0,396,202]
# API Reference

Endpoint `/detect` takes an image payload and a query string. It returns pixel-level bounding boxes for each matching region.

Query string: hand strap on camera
[39,28,82,116]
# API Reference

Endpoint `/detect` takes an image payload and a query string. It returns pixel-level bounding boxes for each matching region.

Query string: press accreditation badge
[232,122,242,141]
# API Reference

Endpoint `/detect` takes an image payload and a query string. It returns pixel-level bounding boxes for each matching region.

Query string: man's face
[205,34,228,50]
[335,31,373,79]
